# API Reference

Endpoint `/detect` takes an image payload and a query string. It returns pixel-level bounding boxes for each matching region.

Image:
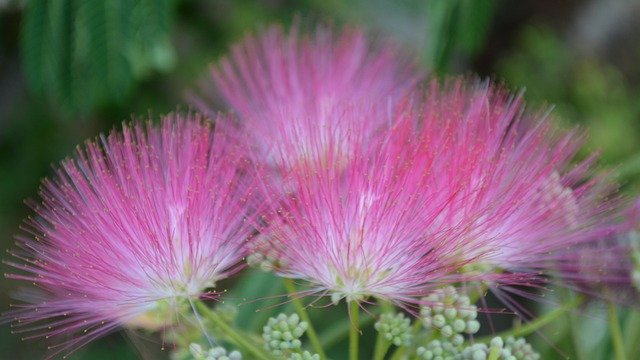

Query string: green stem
[350,301,360,360]
[373,337,391,360]
[193,300,274,360]
[319,308,377,349]
[476,296,583,343]
[488,345,501,360]
[608,302,627,360]
[283,278,328,360]
[468,282,488,305]
[624,309,640,358]
[567,311,586,360]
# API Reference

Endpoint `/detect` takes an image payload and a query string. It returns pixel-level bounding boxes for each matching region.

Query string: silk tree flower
[194,23,420,172]
[408,81,619,276]
[4,114,257,356]
[555,199,640,303]
[256,79,621,306]
[556,242,635,302]
[255,102,509,305]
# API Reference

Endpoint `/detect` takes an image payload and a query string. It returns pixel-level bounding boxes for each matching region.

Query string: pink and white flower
[412,81,618,273]
[4,114,257,355]
[195,24,420,172]
[256,79,621,304]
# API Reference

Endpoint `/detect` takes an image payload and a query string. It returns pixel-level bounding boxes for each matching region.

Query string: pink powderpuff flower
[555,198,640,304]
[256,78,622,306]
[404,81,624,309]
[414,81,618,268]
[255,101,505,305]
[194,23,420,172]
[556,241,636,303]
[3,114,257,357]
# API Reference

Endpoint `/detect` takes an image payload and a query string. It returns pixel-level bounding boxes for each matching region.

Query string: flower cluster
[3,21,632,359]
[239,77,622,307]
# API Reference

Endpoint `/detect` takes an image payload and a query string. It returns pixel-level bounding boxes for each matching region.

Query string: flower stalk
[608,302,627,360]
[349,301,360,360]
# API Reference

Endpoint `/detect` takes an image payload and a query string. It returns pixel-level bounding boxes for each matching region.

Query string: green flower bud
[189,343,206,360]
[187,343,241,360]
[420,286,480,339]
[461,336,538,360]
[288,351,321,360]
[416,339,461,360]
[263,313,308,356]
[505,336,540,360]
[374,312,413,347]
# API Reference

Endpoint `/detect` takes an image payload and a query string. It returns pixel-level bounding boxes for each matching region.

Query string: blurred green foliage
[22,0,176,113]
[498,26,640,184]
[1,0,640,359]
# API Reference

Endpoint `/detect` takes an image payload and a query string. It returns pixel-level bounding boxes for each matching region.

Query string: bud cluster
[416,339,461,360]
[504,337,540,360]
[263,313,308,356]
[461,337,540,360]
[374,312,413,347]
[420,286,480,344]
[288,351,321,360]
[189,343,242,360]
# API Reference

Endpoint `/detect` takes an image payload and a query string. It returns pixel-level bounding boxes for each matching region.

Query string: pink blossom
[412,81,618,274]
[4,114,257,356]
[555,199,639,304]
[257,79,620,304]
[195,24,420,172]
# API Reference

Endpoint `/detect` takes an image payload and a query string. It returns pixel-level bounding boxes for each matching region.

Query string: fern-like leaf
[21,0,176,113]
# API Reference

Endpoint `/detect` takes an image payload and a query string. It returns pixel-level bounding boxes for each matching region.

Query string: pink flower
[194,24,420,172]
[4,114,257,356]
[557,242,636,302]
[556,199,639,304]
[257,79,620,304]
[417,81,616,263]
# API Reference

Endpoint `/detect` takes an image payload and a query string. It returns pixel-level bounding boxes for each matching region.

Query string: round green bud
[288,351,321,360]
[263,313,308,356]
[374,312,413,347]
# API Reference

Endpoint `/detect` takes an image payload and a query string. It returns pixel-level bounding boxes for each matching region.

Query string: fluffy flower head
[257,79,620,304]
[257,104,486,304]
[4,114,256,355]
[408,81,619,277]
[196,23,419,171]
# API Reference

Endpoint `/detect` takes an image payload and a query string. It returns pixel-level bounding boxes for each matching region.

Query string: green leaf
[20,0,176,113]
[21,0,50,93]
[128,0,176,77]
[457,0,495,54]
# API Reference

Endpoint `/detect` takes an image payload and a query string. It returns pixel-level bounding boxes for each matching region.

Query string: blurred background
[1,0,640,358]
